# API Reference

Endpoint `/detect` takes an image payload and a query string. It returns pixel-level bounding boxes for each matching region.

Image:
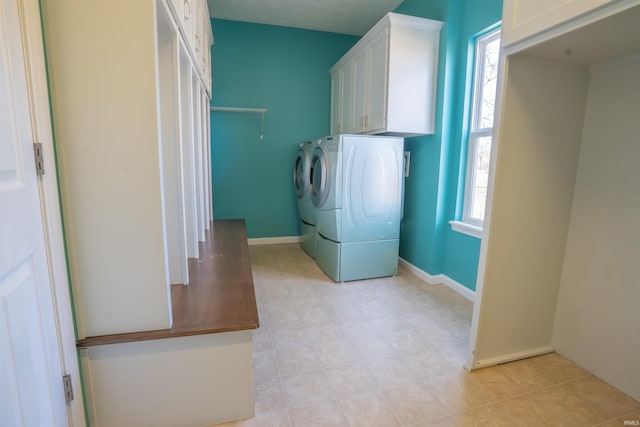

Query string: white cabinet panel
[82,333,254,427]
[341,60,355,134]
[366,28,389,133]
[343,28,389,134]
[352,47,368,133]
[158,7,189,286]
[330,68,343,134]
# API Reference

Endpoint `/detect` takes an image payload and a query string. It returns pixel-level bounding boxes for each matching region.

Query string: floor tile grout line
[471,370,628,418]
[378,388,408,427]
[487,401,522,426]
[271,363,479,410]
[457,368,590,407]
[316,367,355,425]
[399,402,496,427]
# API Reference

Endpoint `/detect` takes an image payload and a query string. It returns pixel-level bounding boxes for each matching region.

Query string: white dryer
[311,134,404,281]
[293,140,318,257]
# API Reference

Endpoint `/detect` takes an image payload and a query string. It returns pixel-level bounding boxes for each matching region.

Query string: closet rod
[210,106,268,139]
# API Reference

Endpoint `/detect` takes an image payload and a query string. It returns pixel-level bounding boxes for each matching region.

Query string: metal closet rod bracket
[210,106,268,139]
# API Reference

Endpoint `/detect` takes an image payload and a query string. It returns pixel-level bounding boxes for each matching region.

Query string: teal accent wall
[393,0,457,280]
[394,0,502,291]
[210,19,357,238]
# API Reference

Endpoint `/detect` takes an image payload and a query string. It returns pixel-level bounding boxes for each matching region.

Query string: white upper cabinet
[502,0,621,47]
[167,0,213,93]
[330,13,442,137]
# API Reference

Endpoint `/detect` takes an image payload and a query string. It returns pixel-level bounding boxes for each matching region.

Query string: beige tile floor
[214,243,639,427]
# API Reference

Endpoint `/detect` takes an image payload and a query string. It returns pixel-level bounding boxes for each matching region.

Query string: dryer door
[311,147,330,208]
[293,149,308,199]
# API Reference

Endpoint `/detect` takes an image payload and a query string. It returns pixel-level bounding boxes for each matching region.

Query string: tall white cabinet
[469,0,640,402]
[330,13,442,136]
[42,0,213,338]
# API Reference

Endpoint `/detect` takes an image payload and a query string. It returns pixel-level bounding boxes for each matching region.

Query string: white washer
[293,140,318,257]
[311,134,404,281]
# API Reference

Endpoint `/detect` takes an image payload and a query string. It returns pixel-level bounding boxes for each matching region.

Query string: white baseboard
[464,346,556,371]
[247,236,301,246]
[398,257,475,302]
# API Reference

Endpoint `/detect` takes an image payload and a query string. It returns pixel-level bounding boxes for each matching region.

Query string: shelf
[211,106,268,139]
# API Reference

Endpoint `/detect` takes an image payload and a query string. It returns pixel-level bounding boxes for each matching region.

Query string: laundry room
[6,0,639,424]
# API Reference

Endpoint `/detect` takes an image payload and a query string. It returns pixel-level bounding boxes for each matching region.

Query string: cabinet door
[365,28,389,132]
[181,0,194,49]
[205,42,212,93]
[352,48,368,133]
[502,0,617,47]
[193,0,203,69]
[341,59,356,134]
[330,68,343,134]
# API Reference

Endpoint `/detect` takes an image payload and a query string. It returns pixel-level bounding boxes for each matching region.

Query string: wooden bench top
[76,219,259,348]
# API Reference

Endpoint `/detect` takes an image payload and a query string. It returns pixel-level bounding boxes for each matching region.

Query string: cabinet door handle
[365,115,368,128]
[360,116,364,127]
[184,0,191,21]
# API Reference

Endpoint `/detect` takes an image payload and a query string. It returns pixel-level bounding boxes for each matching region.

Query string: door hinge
[62,374,74,404]
[33,142,45,176]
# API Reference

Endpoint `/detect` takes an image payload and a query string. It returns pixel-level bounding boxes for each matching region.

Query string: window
[454,28,500,237]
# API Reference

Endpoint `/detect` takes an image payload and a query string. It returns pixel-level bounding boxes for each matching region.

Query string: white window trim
[452,27,500,238]
[449,220,483,239]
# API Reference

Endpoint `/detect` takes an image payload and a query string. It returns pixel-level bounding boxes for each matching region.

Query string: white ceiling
[207,0,405,36]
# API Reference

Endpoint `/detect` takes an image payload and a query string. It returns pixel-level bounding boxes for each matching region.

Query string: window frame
[455,27,501,237]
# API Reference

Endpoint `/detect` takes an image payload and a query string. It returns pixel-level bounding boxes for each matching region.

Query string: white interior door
[0,0,68,424]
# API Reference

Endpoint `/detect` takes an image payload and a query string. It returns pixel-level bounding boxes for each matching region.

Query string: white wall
[553,55,640,401]
[43,0,172,336]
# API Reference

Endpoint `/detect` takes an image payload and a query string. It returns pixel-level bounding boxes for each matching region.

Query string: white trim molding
[398,257,476,302]
[22,0,87,424]
[464,346,555,371]
[449,220,483,239]
[247,236,301,246]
